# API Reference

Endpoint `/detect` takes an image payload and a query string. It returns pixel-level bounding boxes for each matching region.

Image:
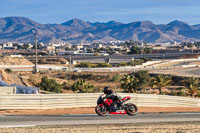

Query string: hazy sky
[1,0,200,24]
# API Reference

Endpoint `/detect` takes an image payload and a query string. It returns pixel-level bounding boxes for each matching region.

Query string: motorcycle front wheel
[125,103,138,116]
[95,104,108,116]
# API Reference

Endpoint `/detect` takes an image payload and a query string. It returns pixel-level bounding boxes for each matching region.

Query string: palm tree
[151,74,172,94]
[120,75,139,93]
[134,70,151,89]
[182,77,200,98]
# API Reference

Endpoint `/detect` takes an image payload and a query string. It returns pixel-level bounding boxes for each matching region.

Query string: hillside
[0,17,200,43]
[0,56,33,65]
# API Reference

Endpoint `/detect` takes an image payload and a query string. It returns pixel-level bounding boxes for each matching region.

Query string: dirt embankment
[0,69,14,84]
[0,56,33,65]
[1,107,200,115]
[0,56,34,85]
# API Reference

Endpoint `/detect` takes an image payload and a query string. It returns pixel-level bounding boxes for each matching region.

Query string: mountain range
[0,17,200,44]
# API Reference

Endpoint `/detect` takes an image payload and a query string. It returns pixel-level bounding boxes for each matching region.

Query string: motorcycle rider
[103,87,124,107]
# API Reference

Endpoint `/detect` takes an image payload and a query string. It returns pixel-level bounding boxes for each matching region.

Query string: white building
[49,42,66,47]
[3,42,17,49]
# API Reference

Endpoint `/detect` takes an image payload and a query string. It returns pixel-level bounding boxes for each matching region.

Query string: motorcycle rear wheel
[95,105,108,116]
[126,103,138,116]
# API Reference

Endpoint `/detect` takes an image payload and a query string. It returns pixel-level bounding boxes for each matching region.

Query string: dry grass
[19,71,124,92]
[0,56,33,65]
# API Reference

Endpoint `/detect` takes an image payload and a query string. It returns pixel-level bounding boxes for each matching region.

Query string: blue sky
[0,0,200,24]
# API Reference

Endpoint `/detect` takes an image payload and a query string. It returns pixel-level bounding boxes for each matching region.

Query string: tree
[128,45,140,54]
[38,76,62,93]
[143,47,152,54]
[72,79,95,93]
[182,77,200,98]
[65,47,73,51]
[151,75,172,94]
[120,75,139,93]
[134,70,151,89]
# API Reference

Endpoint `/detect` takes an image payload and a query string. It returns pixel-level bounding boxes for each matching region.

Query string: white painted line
[0,125,35,128]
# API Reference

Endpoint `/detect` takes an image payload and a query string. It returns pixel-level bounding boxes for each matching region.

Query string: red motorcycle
[95,95,138,116]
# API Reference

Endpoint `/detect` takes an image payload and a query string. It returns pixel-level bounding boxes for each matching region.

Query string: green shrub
[127,61,134,66]
[94,52,100,56]
[96,63,112,67]
[111,74,121,82]
[5,68,12,73]
[38,76,62,93]
[197,92,200,98]
[62,82,71,90]
[134,60,144,65]
[118,62,128,66]
[89,63,97,68]
[177,91,187,96]
[76,62,91,68]
[76,62,112,68]
[142,58,152,62]
[72,79,95,93]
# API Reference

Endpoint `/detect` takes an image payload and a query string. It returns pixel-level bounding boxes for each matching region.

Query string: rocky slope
[0,17,200,44]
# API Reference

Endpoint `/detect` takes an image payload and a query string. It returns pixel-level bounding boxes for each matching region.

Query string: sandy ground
[0,107,200,115]
[1,122,200,133]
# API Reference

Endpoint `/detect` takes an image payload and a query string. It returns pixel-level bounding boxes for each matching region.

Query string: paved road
[27,53,190,64]
[0,113,200,127]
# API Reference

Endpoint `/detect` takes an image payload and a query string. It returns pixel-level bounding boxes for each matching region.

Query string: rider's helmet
[103,87,113,95]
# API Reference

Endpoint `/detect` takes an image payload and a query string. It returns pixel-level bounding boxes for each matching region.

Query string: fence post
[135,93,137,105]
[40,94,43,109]
[76,93,79,107]
[0,95,1,109]
[198,99,200,107]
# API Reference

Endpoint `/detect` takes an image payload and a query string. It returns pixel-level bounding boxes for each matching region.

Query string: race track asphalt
[0,113,200,127]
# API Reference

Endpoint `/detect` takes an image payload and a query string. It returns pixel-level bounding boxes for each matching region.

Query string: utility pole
[69,55,71,70]
[132,57,135,66]
[141,42,144,55]
[32,29,38,73]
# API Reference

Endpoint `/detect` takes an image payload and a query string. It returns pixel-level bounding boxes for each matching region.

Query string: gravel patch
[0,122,200,133]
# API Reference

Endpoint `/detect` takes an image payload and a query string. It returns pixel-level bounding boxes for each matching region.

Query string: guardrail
[0,61,198,72]
[0,93,199,109]
[78,65,185,72]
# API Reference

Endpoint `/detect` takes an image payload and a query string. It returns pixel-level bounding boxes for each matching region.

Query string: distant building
[49,42,66,47]
[46,46,56,55]
[110,41,125,44]
[75,45,84,50]
[3,42,17,50]
[57,49,67,55]
[65,51,79,55]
